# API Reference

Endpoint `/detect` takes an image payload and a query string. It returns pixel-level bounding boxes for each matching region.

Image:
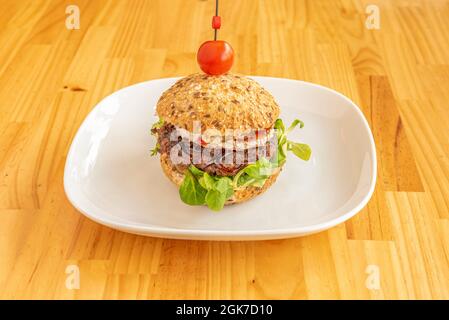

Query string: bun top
[156,73,280,132]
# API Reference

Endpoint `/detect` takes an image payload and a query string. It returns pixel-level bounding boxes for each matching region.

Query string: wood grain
[0,0,448,299]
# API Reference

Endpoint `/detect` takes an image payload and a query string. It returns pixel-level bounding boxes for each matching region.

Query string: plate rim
[64,76,377,240]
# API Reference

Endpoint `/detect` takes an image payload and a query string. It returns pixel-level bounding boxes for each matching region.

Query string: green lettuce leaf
[233,157,274,189]
[274,118,311,164]
[199,172,214,189]
[189,165,205,177]
[205,189,226,211]
[287,141,312,161]
[286,119,304,133]
[179,169,207,205]
[180,166,234,211]
[205,178,233,211]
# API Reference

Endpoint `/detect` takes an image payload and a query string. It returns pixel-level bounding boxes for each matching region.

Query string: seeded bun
[156,73,280,132]
[160,154,282,205]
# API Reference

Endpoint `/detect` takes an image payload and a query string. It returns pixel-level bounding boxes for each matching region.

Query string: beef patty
[152,124,276,176]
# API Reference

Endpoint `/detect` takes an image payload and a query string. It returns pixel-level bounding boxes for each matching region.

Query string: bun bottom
[159,154,282,205]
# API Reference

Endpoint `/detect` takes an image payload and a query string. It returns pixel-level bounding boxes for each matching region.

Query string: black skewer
[214,0,219,40]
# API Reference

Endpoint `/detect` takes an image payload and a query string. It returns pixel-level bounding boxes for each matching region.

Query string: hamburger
[151,73,311,211]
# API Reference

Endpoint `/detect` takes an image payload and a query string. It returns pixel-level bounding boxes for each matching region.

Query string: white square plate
[64,77,376,240]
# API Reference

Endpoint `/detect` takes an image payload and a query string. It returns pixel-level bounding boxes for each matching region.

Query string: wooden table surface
[1,0,448,300]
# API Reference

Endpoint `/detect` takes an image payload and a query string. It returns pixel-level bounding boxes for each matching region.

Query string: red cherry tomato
[197,40,234,75]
